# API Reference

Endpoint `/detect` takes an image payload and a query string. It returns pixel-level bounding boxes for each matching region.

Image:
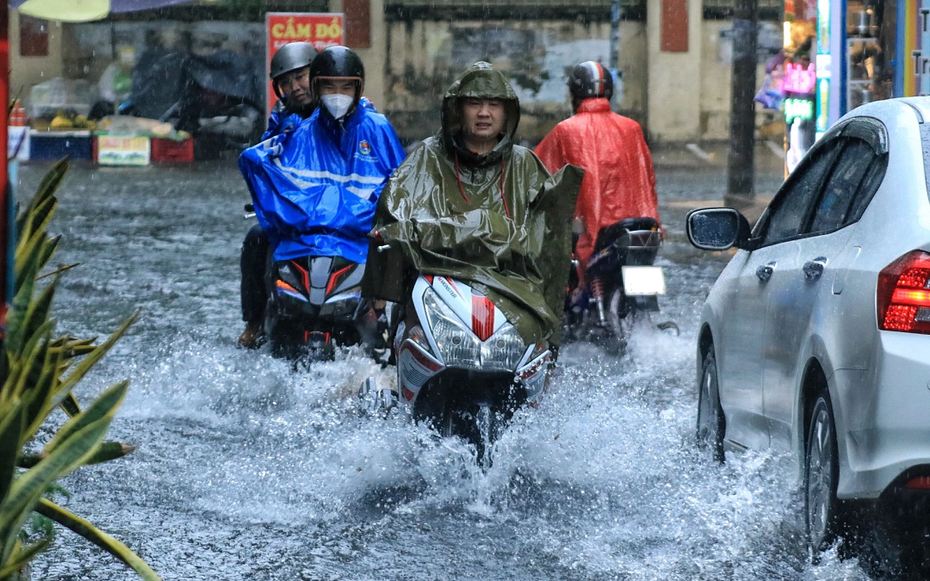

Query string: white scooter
[388,271,552,460]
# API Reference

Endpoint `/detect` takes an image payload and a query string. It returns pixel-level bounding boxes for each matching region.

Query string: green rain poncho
[362,62,583,345]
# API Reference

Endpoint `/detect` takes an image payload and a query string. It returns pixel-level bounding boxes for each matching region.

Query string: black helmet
[270,42,317,80]
[309,45,365,81]
[568,61,613,101]
[310,46,365,121]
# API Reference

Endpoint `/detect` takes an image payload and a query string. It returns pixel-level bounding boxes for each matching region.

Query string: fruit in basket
[50,115,74,129]
[150,122,174,137]
[72,115,96,130]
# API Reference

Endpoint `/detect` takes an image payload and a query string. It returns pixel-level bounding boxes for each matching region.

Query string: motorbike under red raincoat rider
[534,61,661,280]
[239,46,405,335]
[362,61,583,349]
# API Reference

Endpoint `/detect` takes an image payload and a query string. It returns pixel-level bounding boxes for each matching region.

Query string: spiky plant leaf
[4,247,38,360]
[35,499,161,581]
[14,159,67,238]
[0,383,124,564]
[6,321,53,406]
[0,537,49,579]
[49,313,138,412]
[59,393,81,417]
[13,229,48,296]
[0,418,110,566]
[22,336,63,444]
[18,441,134,469]
[46,381,128,455]
[37,262,78,282]
[0,158,157,581]
[36,235,60,272]
[0,398,25,508]
[21,274,57,339]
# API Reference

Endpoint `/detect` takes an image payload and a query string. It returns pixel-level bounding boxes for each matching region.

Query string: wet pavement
[13,157,873,581]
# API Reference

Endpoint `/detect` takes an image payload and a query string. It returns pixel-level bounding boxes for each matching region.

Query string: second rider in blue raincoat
[238,46,406,347]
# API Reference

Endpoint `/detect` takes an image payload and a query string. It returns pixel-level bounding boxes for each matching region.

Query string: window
[20,16,49,57]
[760,141,840,246]
[809,138,886,234]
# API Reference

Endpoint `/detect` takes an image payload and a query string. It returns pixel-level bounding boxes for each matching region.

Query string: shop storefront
[776,0,906,172]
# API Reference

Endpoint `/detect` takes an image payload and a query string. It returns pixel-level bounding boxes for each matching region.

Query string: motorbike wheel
[437,404,505,468]
[605,288,633,354]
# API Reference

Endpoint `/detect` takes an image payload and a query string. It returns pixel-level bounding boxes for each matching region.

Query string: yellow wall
[9,11,64,104]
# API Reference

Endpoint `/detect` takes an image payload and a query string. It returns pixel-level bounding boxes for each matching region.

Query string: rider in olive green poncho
[362,62,584,346]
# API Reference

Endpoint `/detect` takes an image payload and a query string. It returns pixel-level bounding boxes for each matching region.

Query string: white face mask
[321,93,354,120]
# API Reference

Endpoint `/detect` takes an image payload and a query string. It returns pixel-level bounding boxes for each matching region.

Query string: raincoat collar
[576,97,612,114]
[441,62,521,168]
[315,104,365,151]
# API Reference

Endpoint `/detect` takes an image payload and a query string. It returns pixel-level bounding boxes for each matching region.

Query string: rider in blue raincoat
[238,46,405,344]
[238,42,318,348]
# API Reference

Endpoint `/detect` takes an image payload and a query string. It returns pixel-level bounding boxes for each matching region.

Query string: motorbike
[388,269,552,461]
[243,204,385,363]
[563,216,674,352]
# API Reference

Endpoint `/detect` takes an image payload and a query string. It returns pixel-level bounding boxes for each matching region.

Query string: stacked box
[151,137,194,162]
[94,134,151,166]
[29,130,93,161]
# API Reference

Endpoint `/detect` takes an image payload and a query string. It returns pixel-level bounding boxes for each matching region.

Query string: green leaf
[6,322,53,412]
[60,393,81,417]
[37,235,61,272]
[37,261,78,282]
[0,398,25,509]
[25,159,67,216]
[5,250,38,359]
[0,537,50,579]
[22,334,63,444]
[45,381,127,457]
[14,228,48,295]
[20,275,57,348]
[35,499,162,581]
[49,313,138,412]
[0,400,117,564]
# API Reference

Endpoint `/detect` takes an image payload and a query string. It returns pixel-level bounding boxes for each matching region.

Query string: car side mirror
[686,207,752,251]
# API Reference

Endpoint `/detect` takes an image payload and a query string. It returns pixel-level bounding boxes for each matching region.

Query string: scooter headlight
[480,323,527,370]
[422,288,481,368]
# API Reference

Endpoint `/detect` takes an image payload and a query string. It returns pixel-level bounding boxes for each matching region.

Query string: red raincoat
[534,98,661,272]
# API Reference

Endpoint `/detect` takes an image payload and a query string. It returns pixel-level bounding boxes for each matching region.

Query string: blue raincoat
[262,97,378,141]
[240,103,405,264]
[261,105,301,141]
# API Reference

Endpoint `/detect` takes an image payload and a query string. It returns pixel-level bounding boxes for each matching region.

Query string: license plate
[622,266,666,296]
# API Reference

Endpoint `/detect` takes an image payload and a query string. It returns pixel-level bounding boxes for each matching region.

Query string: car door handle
[756,261,776,283]
[803,257,827,281]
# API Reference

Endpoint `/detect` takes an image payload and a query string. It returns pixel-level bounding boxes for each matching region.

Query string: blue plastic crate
[29,131,93,161]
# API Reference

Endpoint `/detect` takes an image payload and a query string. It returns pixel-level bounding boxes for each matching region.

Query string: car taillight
[904,476,930,490]
[877,250,930,334]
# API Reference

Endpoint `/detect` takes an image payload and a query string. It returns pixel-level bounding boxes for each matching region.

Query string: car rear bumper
[837,332,930,499]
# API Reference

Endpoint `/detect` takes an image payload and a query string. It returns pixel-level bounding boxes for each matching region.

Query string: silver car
[687,97,930,560]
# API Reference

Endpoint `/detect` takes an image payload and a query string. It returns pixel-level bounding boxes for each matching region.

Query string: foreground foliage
[0,159,160,580]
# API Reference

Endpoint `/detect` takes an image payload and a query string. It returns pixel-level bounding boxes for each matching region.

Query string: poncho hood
[440,61,521,167]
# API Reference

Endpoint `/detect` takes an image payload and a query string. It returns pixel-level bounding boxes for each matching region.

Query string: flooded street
[18,159,871,581]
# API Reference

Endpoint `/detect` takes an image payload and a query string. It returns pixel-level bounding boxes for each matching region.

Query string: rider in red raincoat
[534,61,661,283]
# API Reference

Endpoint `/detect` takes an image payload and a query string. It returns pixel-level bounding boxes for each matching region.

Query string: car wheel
[805,392,841,555]
[696,348,725,463]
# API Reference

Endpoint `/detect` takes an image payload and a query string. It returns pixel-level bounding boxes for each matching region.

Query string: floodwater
[17,159,871,580]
